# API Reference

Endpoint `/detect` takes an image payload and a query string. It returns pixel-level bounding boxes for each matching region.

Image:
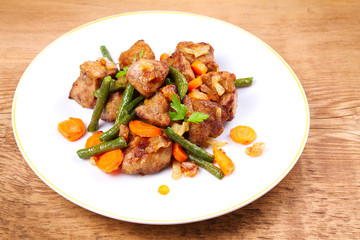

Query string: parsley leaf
[187,111,210,123]
[169,94,210,123]
[170,94,187,120]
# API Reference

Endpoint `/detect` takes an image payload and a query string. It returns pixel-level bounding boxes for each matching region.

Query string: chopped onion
[171,122,189,136]
[205,137,228,148]
[214,83,225,96]
[216,108,222,120]
[184,45,210,58]
[172,160,182,180]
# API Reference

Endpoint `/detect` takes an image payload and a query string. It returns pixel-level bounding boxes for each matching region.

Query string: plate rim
[11,10,310,225]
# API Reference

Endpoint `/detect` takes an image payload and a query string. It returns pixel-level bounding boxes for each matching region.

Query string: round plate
[12,11,309,224]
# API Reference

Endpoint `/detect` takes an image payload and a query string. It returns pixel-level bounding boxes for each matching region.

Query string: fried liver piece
[121,134,172,175]
[126,58,169,98]
[200,71,237,120]
[135,85,179,127]
[100,91,123,122]
[175,41,219,72]
[163,51,195,82]
[183,95,229,147]
[118,40,155,69]
[69,58,117,108]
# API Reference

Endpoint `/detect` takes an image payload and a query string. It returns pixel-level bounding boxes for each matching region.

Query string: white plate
[12,11,309,224]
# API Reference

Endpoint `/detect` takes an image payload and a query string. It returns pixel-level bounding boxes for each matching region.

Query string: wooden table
[1,0,359,239]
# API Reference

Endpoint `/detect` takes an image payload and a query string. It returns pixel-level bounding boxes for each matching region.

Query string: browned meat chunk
[164,51,195,82]
[126,58,169,98]
[100,91,123,122]
[135,92,170,127]
[121,135,172,174]
[160,84,179,101]
[183,96,229,146]
[118,40,155,69]
[200,71,237,120]
[69,58,117,108]
[135,85,179,127]
[175,41,219,72]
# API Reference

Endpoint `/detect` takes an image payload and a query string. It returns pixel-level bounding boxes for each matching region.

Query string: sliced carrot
[129,120,162,137]
[230,125,257,145]
[188,89,210,100]
[85,131,103,148]
[213,147,235,176]
[160,53,170,61]
[58,117,86,142]
[187,77,203,91]
[96,149,124,173]
[172,143,188,162]
[191,61,208,75]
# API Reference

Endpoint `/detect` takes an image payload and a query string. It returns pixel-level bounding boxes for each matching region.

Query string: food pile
[58,40,263,180]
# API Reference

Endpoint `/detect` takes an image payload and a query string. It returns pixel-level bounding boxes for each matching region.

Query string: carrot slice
[129,120,162,137]
[85,131,103,148]
[230,125,257,145]
[58,117,86,141]
[160,53,170,61]
[172,143,188,162]
[96,149,123,173]
[187,77,203,91]
[213,147,234,176]
[191,61,208,75]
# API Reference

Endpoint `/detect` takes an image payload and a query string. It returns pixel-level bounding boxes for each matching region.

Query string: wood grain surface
[1,0,359,239]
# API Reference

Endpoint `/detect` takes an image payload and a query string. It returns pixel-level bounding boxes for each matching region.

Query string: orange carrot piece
[188,89,210,100]
[85,131,103,148]
[191,61,208,75]
[187,77,203,91]
[230,125,257,145]
[58,117,86,142]
[160,53,170,61]
[129,120,162,137]
[96,149,124,173]
[172,143,188,162]
[213,147,235,176]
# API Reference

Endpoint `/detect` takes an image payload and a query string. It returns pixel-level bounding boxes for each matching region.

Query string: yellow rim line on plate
[12,11,310,224]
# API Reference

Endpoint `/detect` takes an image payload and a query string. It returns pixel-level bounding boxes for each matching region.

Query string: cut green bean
[114,83,134,124]
[87,76,113,132]
[100,45,114,63]
[93,80,125,98]
[167,66,188,100]
[99,110,136,142]
[77,137,127,159]
[163,77,174,86]
[99,95,143,142]
[165,127,214,163]
[235,77,253,88]
[188,153,224,180]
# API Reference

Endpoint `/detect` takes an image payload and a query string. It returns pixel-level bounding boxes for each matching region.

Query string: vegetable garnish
[169,95,210,123]
[169,94,187,121]
[58,117,86,141]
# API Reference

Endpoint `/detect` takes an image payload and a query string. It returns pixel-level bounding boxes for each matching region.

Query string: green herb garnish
[169,95,209,123]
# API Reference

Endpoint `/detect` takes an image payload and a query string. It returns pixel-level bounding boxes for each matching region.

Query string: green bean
[235,77,253,88]
[100,45,114,63]
[99,96,143,142]
[77,137,127,159]
[99,110,137,142]
[165,127,214,163]
[163,77,174,86]
[93,80,125,98]
[115,83,134,124]
[87,76,113,132]
[188,153,224,180]
[167,66,188,100]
